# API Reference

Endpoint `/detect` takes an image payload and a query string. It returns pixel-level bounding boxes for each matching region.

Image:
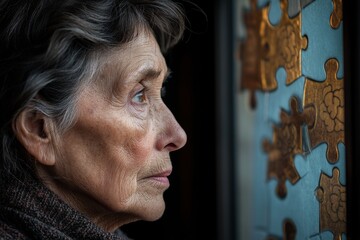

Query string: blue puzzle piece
[265,67,305,123]
[302,0,344,81]
[266,143,346,239]
[293,143,346,184]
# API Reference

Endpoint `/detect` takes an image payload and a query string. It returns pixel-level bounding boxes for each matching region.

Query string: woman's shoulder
[0,219,28,240]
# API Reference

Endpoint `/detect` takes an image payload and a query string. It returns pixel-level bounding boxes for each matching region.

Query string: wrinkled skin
[37,30,187,231]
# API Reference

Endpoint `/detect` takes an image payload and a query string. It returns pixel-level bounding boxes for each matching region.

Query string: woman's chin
[139,200,166,222]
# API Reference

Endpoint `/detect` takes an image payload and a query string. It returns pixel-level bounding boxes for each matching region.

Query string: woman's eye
[132,89,147,103]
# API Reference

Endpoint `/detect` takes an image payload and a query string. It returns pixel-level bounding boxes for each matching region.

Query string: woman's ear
[13,109,57,166]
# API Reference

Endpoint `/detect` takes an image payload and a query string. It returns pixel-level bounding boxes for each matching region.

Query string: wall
[236,0,346,239]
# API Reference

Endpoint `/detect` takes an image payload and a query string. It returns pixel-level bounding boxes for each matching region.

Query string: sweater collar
[0,170,129,239]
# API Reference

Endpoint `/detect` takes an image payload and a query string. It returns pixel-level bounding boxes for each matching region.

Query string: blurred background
[122,0,359,239]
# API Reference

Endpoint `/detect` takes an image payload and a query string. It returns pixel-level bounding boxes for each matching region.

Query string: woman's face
[43,31,187,229]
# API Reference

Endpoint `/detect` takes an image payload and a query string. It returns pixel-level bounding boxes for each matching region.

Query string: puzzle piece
[266,67,306,124]
[267,144,346,239]
[239,0,264,108]
[330,0,342,29]
[316,168,346,240]
[237,1,346,239]
[239,0,307,109]
[260,0,308,86]
[302,0,343,81]
[263,96,313,198]
[303,58,344,163]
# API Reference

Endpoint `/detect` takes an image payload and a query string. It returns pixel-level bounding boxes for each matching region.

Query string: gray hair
[0,0,185,176]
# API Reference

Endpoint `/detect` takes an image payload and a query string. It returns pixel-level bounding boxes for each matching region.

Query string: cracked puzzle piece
[303,58,344,163]
[267,143,346,239]
[265,67,305,124]
[239,0,306,109]
[263,96,313,198]
[316,167,346,240]
[260,0,307,86]
[302,0,343,81]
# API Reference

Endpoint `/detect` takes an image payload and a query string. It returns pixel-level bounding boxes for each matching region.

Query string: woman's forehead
[92,32,167,91]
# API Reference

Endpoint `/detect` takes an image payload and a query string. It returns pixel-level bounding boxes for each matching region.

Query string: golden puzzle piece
[316,168,346,240]
[260,0,308,86]
[263,97,314,198]
[239,0,264,108]
[303,58,344,163]
[239,0,307,108]
[330,0,343,29]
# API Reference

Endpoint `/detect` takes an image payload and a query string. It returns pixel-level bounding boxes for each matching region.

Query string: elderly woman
[0,0,187,239]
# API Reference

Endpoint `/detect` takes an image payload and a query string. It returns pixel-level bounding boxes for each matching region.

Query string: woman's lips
[151,176,170,185]
[148,169,172,186]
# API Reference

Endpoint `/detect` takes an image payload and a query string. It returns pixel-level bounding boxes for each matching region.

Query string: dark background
[344,1,360,239]
[122,0,360,239]
[122,0,218,239]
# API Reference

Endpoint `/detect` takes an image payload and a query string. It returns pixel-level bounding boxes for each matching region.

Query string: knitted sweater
[0,171,130,240]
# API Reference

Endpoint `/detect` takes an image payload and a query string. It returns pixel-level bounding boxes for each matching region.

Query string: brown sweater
[0,171,129,240]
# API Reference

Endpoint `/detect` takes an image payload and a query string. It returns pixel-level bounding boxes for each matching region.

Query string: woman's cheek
[122,124,154,162]
[102,167,137,207]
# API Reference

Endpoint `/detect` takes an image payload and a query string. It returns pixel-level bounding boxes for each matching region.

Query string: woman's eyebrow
[137,67,172,82]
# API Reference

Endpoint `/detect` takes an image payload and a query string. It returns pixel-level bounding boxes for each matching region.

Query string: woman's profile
[0,1,187,239]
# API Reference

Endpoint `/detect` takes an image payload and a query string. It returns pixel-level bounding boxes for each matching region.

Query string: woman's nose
[156,105,187,152]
